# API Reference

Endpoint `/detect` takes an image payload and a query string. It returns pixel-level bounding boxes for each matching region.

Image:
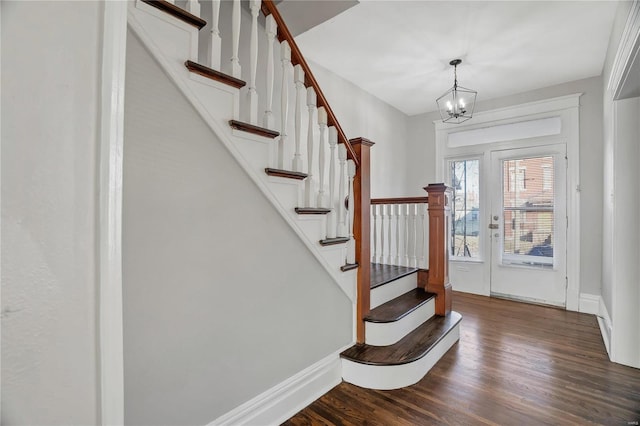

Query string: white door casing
[489,145,567,306]
[435,94,581,311]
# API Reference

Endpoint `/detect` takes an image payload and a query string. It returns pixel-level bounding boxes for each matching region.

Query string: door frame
[489,144,568,306]
[435,94,581,311]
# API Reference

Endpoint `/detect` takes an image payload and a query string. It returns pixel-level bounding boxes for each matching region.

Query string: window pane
[502,156,554,267]
[450,159,480,258]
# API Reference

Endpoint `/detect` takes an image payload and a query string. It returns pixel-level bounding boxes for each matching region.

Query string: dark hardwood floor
[284,292,640,425]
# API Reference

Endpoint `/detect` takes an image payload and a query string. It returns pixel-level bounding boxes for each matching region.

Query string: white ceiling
[293,1,620,116]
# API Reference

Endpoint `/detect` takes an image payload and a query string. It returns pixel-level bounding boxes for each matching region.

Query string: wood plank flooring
[284,292,640,425]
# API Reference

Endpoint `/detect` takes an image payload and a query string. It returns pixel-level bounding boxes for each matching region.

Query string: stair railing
[372,184,453,317]
[150,0,451,343]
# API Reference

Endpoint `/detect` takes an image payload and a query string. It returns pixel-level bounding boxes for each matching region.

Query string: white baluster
[409,204,417,267]
[346,159,356,265]
[380,205,386,264]
[337,144,347,237]
[292,65,305,172]
[395,204,401,265]
[229,0,241,78]
[326,127,337,238]
[419,203,427,268]
[304,87,317,207]
[186,0,200,18]
[207,0,221,70]
[404,204,410,266]
[278,41,291,169]
[263,14,277,128]
[247,0,260,124]
[372,205,378,263]
[387,204,393,264]
[317,107,327,208]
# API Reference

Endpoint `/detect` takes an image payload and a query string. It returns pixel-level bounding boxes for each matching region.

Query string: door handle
[489,224,499,229]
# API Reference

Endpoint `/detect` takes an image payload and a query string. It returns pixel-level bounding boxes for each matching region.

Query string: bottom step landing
[340,311,462,390]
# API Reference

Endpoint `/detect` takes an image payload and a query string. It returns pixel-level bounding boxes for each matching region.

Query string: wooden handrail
[371,196,429,205]
[260,0,359,168]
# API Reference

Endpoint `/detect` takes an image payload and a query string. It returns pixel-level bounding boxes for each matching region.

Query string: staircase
[127,0,461,401]
[341,263,461,390]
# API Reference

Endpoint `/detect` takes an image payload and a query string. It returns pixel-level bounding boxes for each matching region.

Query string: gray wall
[1,1,102,424]
[407,76,605,297]
[308,61,412,198]
[122,31,352,425]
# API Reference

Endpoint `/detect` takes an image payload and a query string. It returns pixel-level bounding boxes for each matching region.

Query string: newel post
[350,137,374,343]
[422,183,452,316]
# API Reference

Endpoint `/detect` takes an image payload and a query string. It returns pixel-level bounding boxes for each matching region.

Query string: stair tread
[229,120,279,139]
[365,288,436,323]
[295,207,331,215]
[264,168,307,180]
[320,237,349,246]
[341,311,462,366]
[340,263,359,272]
[370,263,418,290]
[185,60,246,89]
[141,0,207,29]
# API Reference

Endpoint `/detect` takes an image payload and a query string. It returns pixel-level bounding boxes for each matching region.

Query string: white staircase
[127,0,359,302]
[127,0,461,396]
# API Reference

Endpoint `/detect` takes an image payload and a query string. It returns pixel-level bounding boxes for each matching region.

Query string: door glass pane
[502,156,554,267]
[450,159,480,258]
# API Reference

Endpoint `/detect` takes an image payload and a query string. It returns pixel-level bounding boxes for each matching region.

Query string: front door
[489,145,567,306]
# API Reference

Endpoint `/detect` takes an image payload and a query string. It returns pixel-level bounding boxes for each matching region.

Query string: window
[502,156,554,267]
[449,159,480,258]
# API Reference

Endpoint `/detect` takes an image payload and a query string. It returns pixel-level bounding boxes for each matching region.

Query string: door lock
[489,224,499,229]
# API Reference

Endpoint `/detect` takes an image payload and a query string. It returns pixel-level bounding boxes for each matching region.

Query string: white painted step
[370,270,418,309]
[341,311,462,390]
[365,290,435,346]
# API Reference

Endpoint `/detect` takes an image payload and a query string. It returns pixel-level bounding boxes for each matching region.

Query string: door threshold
[490,292,566,309]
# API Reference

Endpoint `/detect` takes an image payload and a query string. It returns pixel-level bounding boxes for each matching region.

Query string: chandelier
[436,59,477,124]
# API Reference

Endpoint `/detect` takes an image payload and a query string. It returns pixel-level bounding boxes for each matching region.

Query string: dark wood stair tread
[141,0,207,29]
[340,311,462,366]
[295,207,331,215]
[229,120,279,139]
[365,288,436,323]
[319,237,349,246]
[264,168,307,180]
[370,263,418,290]
[185,61,246,89]
[340,263,358,272]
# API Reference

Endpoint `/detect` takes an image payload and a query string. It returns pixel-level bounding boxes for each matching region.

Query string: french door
[488,145,567,306]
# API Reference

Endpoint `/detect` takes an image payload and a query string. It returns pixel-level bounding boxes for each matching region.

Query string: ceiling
[290,1,620,116]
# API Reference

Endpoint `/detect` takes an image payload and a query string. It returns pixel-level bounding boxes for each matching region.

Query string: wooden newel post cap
[423,183,451,194]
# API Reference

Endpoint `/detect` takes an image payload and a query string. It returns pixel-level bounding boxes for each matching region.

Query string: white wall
[601,0,640,368]
[408,76,604,297]
[601,0,635,320]
[1,1,102,424]
[122,31,352,425]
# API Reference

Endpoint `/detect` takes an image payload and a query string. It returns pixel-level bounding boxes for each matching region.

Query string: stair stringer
[127,2,357,302]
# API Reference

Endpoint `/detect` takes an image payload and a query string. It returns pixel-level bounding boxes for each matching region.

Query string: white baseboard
[578,293,600,315]
[597,296,612,358]
[209,347,350,426]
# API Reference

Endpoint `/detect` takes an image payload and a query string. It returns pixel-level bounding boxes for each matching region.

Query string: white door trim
[435,94,581,311]
[99,2,128,424]
[607,0,640,99]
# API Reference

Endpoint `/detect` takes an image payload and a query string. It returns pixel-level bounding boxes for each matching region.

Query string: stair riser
[341,324,460,390]
[134,0,198,62]
[365,299,435,346]
[370,273,418,309]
